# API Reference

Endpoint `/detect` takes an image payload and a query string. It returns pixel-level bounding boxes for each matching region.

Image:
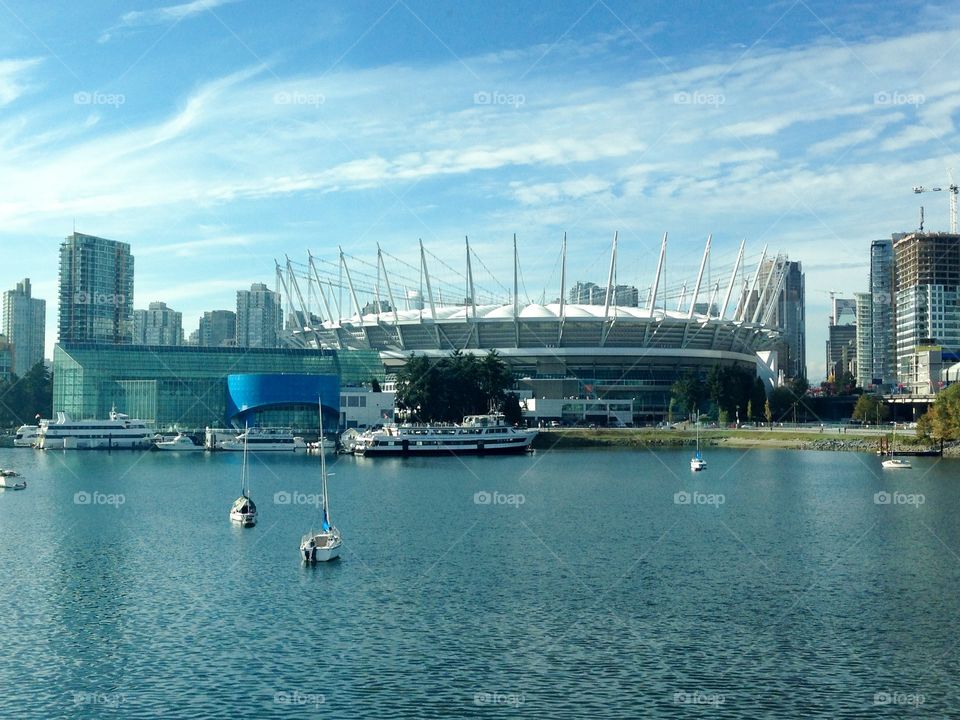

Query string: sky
[1,0,959,379]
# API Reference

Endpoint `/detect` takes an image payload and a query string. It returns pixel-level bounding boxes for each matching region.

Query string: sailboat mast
[241,421,249,495]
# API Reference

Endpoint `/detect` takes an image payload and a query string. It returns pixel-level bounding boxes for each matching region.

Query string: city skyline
[1,2,960,378]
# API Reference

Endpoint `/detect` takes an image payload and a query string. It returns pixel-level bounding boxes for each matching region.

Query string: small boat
[690,414,707,471]
[155,433,202,451]
[0,473,25,489]
[219,426,307,452]
[13,424,39,447]
[229,425,257,526]
[882,423,912,470]
[301,407,342,562]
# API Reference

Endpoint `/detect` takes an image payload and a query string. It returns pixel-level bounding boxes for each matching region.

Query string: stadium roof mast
[736,244,767,322]
[376,245,400,327]
[688,234,711,319]
[558,232,567,345]
[308,251,336,325]
[465,236,477,320]
[603,231,618,320]
[647,232,668,314]
[339,247,364,324]
[719,239,745,320]
[913,179,958,233]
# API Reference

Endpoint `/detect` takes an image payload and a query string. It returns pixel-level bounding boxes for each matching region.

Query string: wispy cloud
[0,58,42,106]
[99,0,240,43]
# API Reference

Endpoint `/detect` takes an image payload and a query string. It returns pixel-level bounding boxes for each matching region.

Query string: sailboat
[229,423,258,525]
[881,422,911,469]
[300,425,341,562]
[690,413,707,471]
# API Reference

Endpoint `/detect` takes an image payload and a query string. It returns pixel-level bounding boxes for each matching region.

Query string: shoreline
[531,428,951,455]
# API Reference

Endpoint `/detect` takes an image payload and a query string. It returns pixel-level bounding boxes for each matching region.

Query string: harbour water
[0,446,957,718]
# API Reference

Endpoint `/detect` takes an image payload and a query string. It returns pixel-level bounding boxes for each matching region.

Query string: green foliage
[851,394,889,423]
[669,373,705,418]
[764,398,772,424]
[917,384,960,440]
[394,350,518,423]
[370,377,382,392]
[671,365,772,423]
[0,362,53,428]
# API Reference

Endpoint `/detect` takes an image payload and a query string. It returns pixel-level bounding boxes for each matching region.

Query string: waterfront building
[58,233,134,344]
[854,292,873,389]
[236,283,282,348]
[869,238,897,388]
[197,310,236,347]
[133,302,183,346]
[1,278,45,375]
[52,344,384,429]
[893,232,960,382]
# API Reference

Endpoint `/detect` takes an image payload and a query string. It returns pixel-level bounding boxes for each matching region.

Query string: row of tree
[395,350,523,424]
[0,362,53,429]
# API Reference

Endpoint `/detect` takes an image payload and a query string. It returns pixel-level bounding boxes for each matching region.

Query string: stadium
[278,235,790,422]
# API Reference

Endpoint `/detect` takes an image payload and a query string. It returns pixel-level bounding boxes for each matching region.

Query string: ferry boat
[218,427,307,452]
[355,414,537,456]
[13,424,40,447]
[38,410,153,450]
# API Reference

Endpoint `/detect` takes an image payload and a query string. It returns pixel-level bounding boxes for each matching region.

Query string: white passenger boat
[154,433,202,451]
[355,414,536,456]
[13,424,40,447]
[38,410,153,450]
[219,427,307,452]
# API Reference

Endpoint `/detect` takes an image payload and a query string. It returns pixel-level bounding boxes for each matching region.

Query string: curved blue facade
[225,373,340,424]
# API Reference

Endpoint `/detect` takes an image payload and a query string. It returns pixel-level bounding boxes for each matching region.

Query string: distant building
[2,278,45,375]
[198,310,236,347]
[236,283,282,348]
[854,291,873,389]
[133,302,182,346]
[568,281,639,306]
[826,296,857,380]
[0,335,12,383]
[58,233,134,344]
[869,238,897,388]
[893,232,960,381]
[744,258,806,380]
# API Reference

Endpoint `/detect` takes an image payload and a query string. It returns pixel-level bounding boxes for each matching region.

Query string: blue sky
[1,0,959,379]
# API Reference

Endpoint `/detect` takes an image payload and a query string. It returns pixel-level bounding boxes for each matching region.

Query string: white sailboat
[881,422,911,469]
[229,424,258,526]
[300,426,341,562]
[690,414,707,471]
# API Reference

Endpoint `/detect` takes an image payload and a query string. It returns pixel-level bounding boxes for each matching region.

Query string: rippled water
[0,445,957,718]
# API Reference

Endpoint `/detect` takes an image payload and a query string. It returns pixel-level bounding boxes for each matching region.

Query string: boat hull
[40,437,152,450]
[690,460,707,471]
[230,512,257,526]
[359,437,534,456]
[301,542,341,562]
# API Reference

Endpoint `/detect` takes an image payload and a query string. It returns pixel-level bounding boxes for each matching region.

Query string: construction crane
[913,180,959,233]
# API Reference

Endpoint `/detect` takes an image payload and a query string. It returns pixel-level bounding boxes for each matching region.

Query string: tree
[669,373,705,418]
[749,378,767,421]
[764,398,772,425]
[0,362,52,428]
[852,394,889,424]
[917,384,960,440]
[370,377,382,393]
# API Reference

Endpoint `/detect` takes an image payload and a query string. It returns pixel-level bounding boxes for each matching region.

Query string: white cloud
[99,0,240,42]
[0,58,41,106]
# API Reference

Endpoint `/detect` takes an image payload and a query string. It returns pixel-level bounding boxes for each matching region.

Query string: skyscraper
[236,283,282,348]
[826,296,857,381]
[198,310,236,347]
[854,291,873,389]
[893,231,960,379]
[133,302,183,346]
[58,233,134,344]
[745,258,806,380]
[869,238,896,388]
[2,278,46,375]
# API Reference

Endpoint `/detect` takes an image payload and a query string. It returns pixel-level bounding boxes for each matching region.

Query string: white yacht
[154,433,202,451]
[355,414,537,456]
[690,414,707,471]
[881,423,912,470]
[13,424,40,448]
[219,427,307,452]
[300,437,341,562]
[229,426,257,527]
[38,410,153,450]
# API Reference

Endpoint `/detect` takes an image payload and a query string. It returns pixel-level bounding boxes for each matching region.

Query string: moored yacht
[38,410,153,450]
[355,414,536,456]
[13,424,40,447]
[154,433,202,451]
[219,426,307,452]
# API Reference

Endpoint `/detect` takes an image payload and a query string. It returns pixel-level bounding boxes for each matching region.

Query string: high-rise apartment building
[2,278,46,375]
[198,310,237,347]
[133,302,182,346]
[869,238,897,388]
[893,232,960,379]
[568,281,639,306]
[236,283,282,348]
[58,233,134,344]
[854,291,873,388]
[826,296,857,380]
